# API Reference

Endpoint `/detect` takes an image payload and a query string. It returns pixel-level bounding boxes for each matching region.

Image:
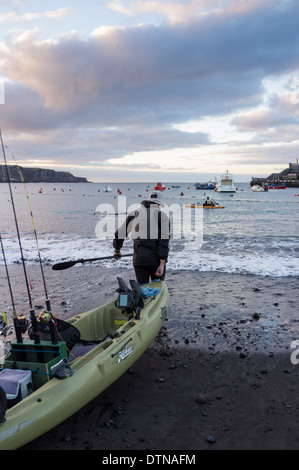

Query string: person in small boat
[203,197,215,206]
[113,192,170,284]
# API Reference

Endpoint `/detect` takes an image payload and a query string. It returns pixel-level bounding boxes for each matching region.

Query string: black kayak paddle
[52,253,133,271]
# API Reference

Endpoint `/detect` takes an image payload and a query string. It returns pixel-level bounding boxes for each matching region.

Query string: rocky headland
[0,165,88,183]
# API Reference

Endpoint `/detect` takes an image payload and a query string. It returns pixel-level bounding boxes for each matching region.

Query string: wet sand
[1,265,299,450]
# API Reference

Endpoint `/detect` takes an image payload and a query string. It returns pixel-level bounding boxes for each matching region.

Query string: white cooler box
[0,369,33,406]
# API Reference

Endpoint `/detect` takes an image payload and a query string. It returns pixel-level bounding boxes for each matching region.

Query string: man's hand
[155,260,165,277]
[114,249,122,260]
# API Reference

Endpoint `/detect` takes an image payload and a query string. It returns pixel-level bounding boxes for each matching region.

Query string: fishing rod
[0,129,40,344]
[0,233,22,341]
[3,143,52,314]
[0,234,16,318]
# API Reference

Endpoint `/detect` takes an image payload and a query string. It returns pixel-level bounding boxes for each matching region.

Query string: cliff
[0,165,88,183]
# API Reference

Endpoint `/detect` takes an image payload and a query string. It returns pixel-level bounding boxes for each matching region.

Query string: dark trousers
[134,265,166,285]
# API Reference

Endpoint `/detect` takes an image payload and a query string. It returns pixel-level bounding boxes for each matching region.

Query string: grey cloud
[1,0,299,171]
[1,83,62,131]
[233,109,291,131]
[5,1,299,119]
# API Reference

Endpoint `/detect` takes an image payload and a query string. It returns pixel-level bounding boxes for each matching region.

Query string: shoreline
[1,266,299,450]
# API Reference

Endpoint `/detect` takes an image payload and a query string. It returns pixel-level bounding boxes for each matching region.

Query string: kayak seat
[38,318,82,351]
[38,278,144,351]
[38,318,117,352]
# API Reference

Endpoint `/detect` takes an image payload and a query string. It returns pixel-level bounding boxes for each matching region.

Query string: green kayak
[0,278,169,450]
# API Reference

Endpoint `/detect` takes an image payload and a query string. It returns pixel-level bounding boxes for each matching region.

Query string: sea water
[0,182,298,277]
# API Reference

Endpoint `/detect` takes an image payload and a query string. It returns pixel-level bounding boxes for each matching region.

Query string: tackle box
[0,369,33,406]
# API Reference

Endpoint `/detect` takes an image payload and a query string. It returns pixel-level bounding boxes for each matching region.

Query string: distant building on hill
[251,159,299,188]
[289,160,299,173]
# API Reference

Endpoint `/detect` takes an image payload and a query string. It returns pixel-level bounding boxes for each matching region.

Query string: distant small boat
[266,183,286,189]
[251,185,266,192]
[184,204,225,209]
[154,182,166,191]
[171,185,181,189]
[194,182,215,190]
[103,186,112,193]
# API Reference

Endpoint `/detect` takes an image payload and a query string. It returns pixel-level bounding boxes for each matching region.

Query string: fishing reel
[0,325,11,337]
[36,311,58,344]
[37,311,58,332]
[38,311,56,324]
[16,315,29,334]
[9,314,29,343]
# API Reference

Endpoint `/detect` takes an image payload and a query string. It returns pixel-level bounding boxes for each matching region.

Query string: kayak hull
[0,280,169,450]
[184,204,225,209]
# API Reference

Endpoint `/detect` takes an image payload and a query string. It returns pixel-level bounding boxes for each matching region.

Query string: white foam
[168,251,299,277]
[0,235,298,277]
[0,236,110,266]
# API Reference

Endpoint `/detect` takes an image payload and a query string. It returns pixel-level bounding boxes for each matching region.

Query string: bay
[0,181,298,277]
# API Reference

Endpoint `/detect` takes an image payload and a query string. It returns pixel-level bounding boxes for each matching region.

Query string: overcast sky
[0,0,299,182]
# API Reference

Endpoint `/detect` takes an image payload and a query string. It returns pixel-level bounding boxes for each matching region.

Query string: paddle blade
[52,253,133,271]
[52,260,79,271]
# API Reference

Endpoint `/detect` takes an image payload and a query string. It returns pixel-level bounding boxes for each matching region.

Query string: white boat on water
[216,170,236,193]
[251,185,266,192]
[103,185,112,193]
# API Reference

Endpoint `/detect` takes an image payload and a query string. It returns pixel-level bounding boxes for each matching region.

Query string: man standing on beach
[113,192,170,284]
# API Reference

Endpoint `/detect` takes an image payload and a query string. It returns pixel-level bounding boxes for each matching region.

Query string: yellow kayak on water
[184,204,225,209]
[0,278,169,450]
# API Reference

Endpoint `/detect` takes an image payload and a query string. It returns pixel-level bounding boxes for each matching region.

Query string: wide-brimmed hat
[147,191,164,205]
